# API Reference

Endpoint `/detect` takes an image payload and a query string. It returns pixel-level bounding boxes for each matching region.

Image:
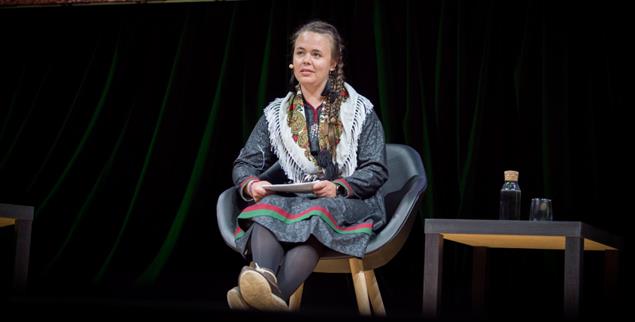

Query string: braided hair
[289,20,346,161]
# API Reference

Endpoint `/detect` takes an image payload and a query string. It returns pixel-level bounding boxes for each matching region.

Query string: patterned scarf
[287,87,347,179]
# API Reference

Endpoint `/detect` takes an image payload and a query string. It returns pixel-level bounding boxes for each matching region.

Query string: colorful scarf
[287,88,346,169]
[264,83,374,183]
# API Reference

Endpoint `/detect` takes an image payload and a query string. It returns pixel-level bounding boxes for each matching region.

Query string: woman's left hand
[313,180,337,198]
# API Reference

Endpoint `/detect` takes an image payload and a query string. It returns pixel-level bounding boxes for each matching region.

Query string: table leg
[472,246,488,315]
[14,218,33,293]
[423,233,443,318]
[564,236,583,319]
[604,250,619,301]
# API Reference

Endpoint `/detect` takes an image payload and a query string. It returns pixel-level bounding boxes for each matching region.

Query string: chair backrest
[381,144,426,197]
[380,144,427,219]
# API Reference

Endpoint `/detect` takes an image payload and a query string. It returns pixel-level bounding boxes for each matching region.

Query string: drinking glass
[529,198,553,221]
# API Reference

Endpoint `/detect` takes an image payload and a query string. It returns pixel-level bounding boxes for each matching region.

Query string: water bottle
[499,170,521,220]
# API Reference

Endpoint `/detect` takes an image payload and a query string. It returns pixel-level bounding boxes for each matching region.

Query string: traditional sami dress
[232,83,388,258]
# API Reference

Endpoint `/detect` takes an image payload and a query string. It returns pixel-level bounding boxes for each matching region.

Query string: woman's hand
[313,180,337,198]
[249,180,273,202]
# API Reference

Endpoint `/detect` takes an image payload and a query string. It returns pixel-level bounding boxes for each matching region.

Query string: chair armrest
[216,187,242,252]
[366,175,427,253]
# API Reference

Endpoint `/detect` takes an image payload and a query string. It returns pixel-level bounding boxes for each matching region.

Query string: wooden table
[1,203,34,293]
[422,219,622,319]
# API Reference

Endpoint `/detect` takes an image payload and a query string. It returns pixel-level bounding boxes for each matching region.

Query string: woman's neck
[300,83,325,107]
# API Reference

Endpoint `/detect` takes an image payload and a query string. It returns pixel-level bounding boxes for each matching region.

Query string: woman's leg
[240,223,288,310]
[277,237,324,301]
[249,223,284,273]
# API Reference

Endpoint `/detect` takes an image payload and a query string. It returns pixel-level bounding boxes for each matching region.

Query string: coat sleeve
[232,115,277,199]
[335,111,389,199]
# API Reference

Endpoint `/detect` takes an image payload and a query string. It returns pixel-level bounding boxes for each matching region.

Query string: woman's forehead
[294,31,333,51]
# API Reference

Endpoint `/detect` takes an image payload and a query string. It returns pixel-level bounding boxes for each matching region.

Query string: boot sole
[239,270,287,311]
[227,287,249,310]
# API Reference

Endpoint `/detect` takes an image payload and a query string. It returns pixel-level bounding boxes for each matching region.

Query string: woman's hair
[290,20,346,160]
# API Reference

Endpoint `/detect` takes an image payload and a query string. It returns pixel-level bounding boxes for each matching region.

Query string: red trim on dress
[242,203,372,232]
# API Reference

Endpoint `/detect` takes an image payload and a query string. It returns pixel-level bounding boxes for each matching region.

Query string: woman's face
[292,31,337,92]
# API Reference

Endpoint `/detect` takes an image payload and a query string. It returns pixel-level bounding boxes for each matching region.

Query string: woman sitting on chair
[228,20,388,311]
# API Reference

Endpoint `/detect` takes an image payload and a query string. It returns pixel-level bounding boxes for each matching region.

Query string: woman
[227,20,388,311]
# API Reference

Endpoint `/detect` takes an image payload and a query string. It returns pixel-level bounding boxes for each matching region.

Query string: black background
[1,0,632,319]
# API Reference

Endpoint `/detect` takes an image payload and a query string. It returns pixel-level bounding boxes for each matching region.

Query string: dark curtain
[0,0,631,316]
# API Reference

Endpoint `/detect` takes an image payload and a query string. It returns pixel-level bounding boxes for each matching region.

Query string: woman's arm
[232,115,277,200]
[336,111,389,199]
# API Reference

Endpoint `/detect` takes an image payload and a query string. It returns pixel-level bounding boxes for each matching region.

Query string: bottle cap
[504,170,519,181]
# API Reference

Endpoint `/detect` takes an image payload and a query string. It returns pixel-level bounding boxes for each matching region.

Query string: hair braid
[324,50,345,158]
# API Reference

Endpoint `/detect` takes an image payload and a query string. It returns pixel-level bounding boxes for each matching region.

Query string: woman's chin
[298,79,324,88]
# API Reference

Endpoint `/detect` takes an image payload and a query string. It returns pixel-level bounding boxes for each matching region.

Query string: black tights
[249,223,324,301]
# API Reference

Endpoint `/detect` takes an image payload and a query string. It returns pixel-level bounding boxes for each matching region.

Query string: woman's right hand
[248,180,273,202]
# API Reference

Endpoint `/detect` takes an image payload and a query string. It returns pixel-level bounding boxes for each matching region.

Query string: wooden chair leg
[364,269,386,315]
[349,258,371,315]
[289,282,304,311]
